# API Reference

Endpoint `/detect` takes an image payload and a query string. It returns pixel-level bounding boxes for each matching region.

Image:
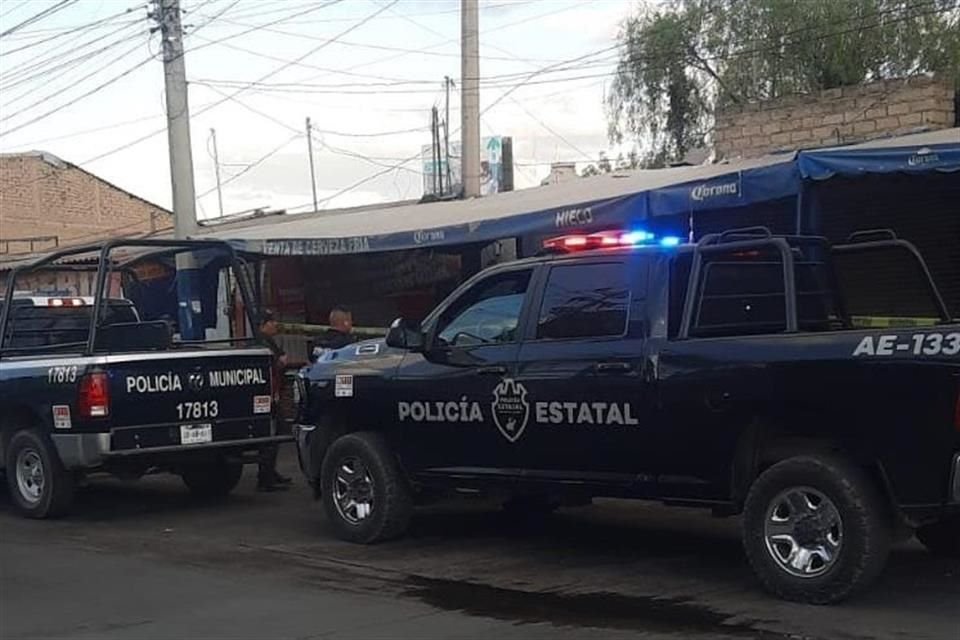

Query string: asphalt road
[1,447,958,640]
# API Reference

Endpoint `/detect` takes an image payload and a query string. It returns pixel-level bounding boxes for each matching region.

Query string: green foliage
[580,151,640,177]
[607,0,960,166]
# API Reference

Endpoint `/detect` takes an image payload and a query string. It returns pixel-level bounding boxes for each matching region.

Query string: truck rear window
[2,302,139,349]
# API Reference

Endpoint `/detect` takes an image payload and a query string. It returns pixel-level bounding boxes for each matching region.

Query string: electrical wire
[197,132,302,199]
[186,33,436,84]
[180,0,347,57]
[0,0,31,21]
[1,18,146,90]
[1,35,149,120]
[66,0,398,169]
[0,3,144,56]
[0,47,155,137]
[505,95,594,162]
[0,0,79,38]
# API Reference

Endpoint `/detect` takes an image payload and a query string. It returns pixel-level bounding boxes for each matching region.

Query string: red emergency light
[543,229,668,252]
[47,298,86,307]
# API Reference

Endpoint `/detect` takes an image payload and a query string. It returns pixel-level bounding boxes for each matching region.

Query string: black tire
[181,459,243,499]
[5,429,74,518]
[916,516,960,557]
[320,432,412,544]
[742,455,891,604]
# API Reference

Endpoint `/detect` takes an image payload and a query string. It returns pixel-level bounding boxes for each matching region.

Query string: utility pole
[460,0,480,198]
[209,128,224,218]
[443,75,453,195]
[152,0,202,339]
[430,106,440,195]
[153,0,197,238]
[305,117,318,212]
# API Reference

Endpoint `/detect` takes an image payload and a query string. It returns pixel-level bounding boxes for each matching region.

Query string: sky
[0,0,639,221]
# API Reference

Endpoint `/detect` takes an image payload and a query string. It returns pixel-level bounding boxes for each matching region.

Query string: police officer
[257,310,292,492]
[317,305,357,351]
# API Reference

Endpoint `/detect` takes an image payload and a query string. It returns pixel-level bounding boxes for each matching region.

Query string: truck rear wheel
[742,454,891,604]
[5,429,74,518]
[320,432,412,544]
[181,459,243,499]
[916,517,960,557]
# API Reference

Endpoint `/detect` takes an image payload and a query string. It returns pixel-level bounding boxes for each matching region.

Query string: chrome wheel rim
[332,456,374,525]
[16,448,45,505]
[764,487,843,578]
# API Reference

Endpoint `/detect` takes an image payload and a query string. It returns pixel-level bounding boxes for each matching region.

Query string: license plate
[253,395,272,414]
[180,424,212,445]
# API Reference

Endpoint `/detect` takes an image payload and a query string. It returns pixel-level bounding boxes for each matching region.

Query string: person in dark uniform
[257,310,292,492]
[317,305,357,351]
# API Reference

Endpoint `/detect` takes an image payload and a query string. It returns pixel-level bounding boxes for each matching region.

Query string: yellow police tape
[850,316,939,328]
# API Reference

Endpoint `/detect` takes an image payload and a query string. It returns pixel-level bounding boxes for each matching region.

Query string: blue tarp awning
[190,128,958,256]
[799,130,960,180]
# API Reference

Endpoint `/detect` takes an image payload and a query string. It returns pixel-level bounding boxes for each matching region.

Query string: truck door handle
[477,365,507,375]
[595,361,632,373]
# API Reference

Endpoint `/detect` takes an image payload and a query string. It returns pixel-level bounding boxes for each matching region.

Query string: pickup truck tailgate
[103,349,274,451]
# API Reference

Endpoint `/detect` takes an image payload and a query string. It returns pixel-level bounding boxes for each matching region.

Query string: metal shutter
[811,173,960,317]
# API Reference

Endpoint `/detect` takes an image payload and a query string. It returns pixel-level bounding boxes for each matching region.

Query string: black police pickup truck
[0,240,286,518]
[294,227,959,603]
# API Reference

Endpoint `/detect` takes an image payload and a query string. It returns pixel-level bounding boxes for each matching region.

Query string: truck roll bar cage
[676,226,951,340]
[0,239,263,358]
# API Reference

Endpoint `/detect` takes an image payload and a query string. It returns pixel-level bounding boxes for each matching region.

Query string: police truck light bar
[543,230,684,251]
[48,298,86,307]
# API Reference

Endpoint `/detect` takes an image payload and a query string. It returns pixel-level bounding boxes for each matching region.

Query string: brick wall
[0,152,171,254]
[714,75,956,160]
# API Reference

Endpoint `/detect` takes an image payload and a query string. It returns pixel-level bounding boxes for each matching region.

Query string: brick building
[0,151,171,256]
[714,75,956,160]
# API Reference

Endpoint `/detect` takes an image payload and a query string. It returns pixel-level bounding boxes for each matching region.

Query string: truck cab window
[436,269,531,347]
[537,262,630,340]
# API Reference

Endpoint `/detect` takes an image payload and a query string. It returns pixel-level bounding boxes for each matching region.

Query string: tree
[607,0,960,167]
[580,151,640,177]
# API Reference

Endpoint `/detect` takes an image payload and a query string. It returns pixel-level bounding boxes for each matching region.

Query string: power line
[186,33,437,84]
[0,48,155,138]
[180,0,347,57]
[0,0,31,21]
[505,95,594,162]
[1,18,146,90]
[0,3,145,55]
[0,0,79,38]
[1,35,150,121]
[197,132,301,199]
[52,0,396,168]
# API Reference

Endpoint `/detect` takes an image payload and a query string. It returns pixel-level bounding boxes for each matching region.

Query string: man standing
[317,305,357,351]
[257,310,293,492]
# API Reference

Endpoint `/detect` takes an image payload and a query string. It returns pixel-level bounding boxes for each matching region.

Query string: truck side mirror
[385,317,425,352]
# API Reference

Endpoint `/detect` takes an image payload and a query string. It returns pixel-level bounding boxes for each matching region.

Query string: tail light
[78,372,110,418]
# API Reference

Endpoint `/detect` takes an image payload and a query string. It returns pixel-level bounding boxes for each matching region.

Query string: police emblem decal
[491,378,530,443]
[187,372,205,393]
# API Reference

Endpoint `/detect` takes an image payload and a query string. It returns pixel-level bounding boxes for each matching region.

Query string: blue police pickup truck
[0,240,287,518]
[293,227,959,604]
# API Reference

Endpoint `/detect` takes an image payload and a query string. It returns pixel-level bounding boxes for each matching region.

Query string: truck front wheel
[5,429,75,518]
[916,517,960,557]
[742,455,891,604]
[181,459,243,499]
[320,432,412,544]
